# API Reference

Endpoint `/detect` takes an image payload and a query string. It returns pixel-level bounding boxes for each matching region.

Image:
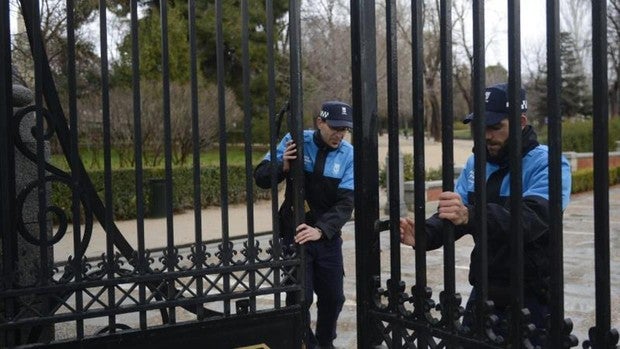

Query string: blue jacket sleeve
[314,188,354,240]
[254,133,291,189]
[460,151,571,244]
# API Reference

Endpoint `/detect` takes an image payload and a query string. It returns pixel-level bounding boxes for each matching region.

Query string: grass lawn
[453,128,472,140]
[50,144,269,170]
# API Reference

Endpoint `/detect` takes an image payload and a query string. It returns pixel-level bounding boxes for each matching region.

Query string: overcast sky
[484,0,548,69]
[9,0,564,74]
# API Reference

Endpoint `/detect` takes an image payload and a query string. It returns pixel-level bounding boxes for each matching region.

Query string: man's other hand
[437,191,469,225]
[399,217,415,246]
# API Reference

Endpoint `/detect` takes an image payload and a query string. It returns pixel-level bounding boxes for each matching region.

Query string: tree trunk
[428,92,442,141]
[611,80,620,118]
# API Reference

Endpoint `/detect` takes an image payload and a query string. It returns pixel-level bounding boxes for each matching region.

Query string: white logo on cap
[503,98,528,111]
[341,106,347,115]
[320,110,329,118]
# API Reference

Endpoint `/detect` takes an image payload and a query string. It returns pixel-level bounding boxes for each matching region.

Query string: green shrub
[453,128,472,140]
[560,117,620,152]
[51,166,271,222]
[571,166,620,194]
[379,154,443,187]
[571,169,593,193]
[561,120,594,152]
[453,121,472,140]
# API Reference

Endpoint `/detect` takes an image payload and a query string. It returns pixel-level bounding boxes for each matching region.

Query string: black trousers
[285,236,345,349]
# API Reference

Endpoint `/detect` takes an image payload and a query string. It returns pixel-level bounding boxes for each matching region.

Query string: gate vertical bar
[32,0,52,340]
[507,1,525,346]
[130,0,148,329]
[439,1,457,343]
[385,0,404,345]
[159,0,177,323]
[188,0,205,320]
[471,0,489,341]
[546,0,570,347]
[99,0,118,332]
[411,2,430,347]
[351,0,381,347]
[66,0,85,338]
[288,1,306,345]
[240,0,257,312]
[215,0,232,316]
[588,1,618,348]
[265,0,282,308]
[0,0,16,345]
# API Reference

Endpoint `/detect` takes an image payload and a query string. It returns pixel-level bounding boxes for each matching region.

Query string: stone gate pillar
[7,82,54,343]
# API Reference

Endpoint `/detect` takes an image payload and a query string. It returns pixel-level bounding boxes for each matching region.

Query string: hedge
[543,117,620,152]
[51,166,271,221]
[379,154,443,187]
[571,166,620,194]
[48,162,620,222]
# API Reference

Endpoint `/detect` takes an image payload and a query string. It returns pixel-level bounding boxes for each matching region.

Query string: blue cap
[463,83,528,125]
[320,101,353,128]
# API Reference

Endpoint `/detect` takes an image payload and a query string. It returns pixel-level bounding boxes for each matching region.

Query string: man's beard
[486,141,509,164]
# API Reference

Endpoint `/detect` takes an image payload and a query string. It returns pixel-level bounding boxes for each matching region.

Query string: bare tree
[380,0,441,140]
[393,0,482,140]
[420,0,442,141]
[451,0,506,119]
[10,0,101,95]
[301,0,353,122]
[452,1,473,113]
[372,0,415,134]
[77,82,243,168]
[610,0,620,117]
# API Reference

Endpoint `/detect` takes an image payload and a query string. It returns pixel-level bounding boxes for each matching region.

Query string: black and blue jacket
[254,130,354,241]
[423,126,571,305]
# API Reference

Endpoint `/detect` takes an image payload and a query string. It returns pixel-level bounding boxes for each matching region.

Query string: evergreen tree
[528,32,592,122]
[560,32,592,118]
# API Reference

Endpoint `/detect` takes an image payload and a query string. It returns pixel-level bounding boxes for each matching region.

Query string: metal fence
[1,0,304,348]
[1,0,619,348]
[352,1,619,348]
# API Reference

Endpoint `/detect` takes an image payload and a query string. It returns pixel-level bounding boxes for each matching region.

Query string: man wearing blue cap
[254,101,354,349]
[399,83,572,344]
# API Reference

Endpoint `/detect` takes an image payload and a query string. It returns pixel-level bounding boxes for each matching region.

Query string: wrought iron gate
[351,1,619,348]
[1,0,305,348]
[2,0,620,348]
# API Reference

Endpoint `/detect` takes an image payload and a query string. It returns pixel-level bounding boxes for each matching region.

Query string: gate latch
[374,219,391,233]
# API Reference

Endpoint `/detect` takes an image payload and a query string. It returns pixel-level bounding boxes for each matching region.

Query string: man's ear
[520,114,528,127]
[315,116,323,128]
